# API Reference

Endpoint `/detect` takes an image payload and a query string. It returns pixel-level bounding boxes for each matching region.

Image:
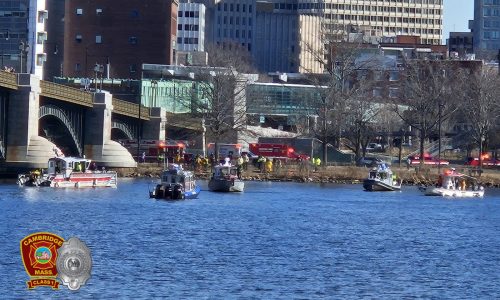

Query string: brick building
[63,0,178,79]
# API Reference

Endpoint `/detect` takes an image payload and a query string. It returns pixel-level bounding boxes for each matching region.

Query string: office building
[448,32,474,58]
[472,0,500,55]
[177,2,206,52]
[44,0,65,81]
[298,0,443,45]
[63,0,178,79]
[204,0,443,73]
[0,0,48,78]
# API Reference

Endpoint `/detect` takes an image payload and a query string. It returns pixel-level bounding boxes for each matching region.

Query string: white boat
[17,157,117,188]
[208,164,244,192]
[149,164,201,200]
[363,164,402,191]
[420,170,485,197]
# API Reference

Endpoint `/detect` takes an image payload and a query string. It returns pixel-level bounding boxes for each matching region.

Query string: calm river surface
[1,179,499,299]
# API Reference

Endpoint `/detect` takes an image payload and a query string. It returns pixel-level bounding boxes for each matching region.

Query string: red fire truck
[249,143,309,160]
[119,139,185,162]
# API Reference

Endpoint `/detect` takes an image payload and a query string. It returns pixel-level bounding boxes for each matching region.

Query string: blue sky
[443,0,474,43]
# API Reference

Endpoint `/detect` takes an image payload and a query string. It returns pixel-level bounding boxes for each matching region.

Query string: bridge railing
[0,71,18,90]
[112,98,150,120]
[40,81,94,107]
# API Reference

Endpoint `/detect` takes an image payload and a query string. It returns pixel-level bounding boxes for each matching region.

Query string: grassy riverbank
[118,163,500,187]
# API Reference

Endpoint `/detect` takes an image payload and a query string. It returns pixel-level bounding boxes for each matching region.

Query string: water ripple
[0,180,499,298]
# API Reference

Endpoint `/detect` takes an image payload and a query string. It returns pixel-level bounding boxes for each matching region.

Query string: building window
[177,37,182,44]
[389,71,400,81]
[36,54,46,66]
[75,34,82,43]
[38,10,48,23]
[96,35,102,44]
[76,8,83,15]
[129,37,138,44]
[178,11,183,17]
[178,24,182,30]
[129,65,136,73]
[75,63,81,72]
[389,88,399,98]
[37,32,47,44]
[96,8,102,15]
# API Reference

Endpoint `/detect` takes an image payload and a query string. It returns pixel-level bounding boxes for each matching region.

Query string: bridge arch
[111,120,136,140]
[39,105,83,156]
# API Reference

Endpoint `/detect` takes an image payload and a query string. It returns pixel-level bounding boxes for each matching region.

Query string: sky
[443,0,474,43]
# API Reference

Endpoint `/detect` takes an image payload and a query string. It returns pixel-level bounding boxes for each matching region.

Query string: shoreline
[119,164,500,188]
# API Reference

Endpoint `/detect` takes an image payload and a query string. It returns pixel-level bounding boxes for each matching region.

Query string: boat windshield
[170,176,184,184]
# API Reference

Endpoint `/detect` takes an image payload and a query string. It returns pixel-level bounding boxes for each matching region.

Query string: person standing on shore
[242,153,249,171]
[314,157,321,171]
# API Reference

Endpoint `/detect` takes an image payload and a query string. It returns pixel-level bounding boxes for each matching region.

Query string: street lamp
[93,63,104,91]
[19,41,29,73]
[151,80,158,107]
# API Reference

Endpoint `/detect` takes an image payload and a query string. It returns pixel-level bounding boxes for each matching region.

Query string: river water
[1,179,499,299]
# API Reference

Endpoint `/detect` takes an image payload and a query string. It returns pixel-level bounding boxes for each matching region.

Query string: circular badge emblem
[35,247,52,264]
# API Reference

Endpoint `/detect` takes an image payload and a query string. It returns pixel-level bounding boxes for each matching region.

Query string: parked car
[406,154,449,166]
[356,157,387,167]
[366,143,383,152]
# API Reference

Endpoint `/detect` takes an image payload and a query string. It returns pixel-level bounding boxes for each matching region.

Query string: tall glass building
[473,0,500,53]
[0,0,47,77]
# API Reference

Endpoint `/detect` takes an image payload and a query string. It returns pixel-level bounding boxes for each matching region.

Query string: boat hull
[363,179,401,191]
[208,179,244,192]
[424,187,484,197]
[17,172,117,188]
[150,184,201,200]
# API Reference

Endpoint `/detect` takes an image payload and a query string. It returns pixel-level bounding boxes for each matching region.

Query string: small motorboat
[363,164,401,191]
[149,164,201,200]
[17,156,117,188]
[208,163,244,192]
[420,169,485,197]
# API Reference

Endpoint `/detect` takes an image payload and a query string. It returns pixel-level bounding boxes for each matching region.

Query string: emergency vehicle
[207,143,242,158]
[406,153,449,166]
[119,139,185,162]
[249,143,309,160]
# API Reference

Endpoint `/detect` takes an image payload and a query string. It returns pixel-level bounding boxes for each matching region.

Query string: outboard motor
[173,184,184,200]
[155,184,164,199]
[165,185,173,199]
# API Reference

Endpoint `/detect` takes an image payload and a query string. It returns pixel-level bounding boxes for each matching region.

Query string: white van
[207,143,242,158]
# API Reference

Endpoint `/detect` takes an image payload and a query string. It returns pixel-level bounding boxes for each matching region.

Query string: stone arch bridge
[0,71,166,172]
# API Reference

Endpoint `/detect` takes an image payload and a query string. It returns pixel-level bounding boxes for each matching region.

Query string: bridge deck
[112,98,150,120]
[40,81,94,107]
[0,71,150,119]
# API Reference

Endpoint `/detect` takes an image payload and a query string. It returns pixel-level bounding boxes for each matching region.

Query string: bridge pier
[141,107,166,140]
[84,92,136,168]
[3,74,61,169]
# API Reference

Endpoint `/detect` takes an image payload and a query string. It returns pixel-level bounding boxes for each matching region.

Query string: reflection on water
[1,179,499,298]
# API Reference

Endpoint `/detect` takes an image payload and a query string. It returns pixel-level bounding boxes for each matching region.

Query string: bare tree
[303,38,383,163]
[394,60,458,166]
[190,43,256,160]
[457,66,500,171]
